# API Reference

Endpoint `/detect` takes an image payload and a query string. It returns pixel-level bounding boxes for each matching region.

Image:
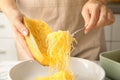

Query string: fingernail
[22,30,28,36]
[84,29,88,34]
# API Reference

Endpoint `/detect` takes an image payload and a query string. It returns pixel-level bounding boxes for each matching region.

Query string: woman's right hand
[5,8,34,60]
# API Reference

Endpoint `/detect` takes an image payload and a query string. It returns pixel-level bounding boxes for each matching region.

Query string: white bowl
[9,57,105,80]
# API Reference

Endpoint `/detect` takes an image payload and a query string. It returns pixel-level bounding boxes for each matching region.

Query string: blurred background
[105,1,120,50]
[0,1,120,61]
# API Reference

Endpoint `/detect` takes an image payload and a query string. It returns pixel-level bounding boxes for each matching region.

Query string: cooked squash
[24,17,75,80]
[36,70,74,80]
[46,31,73,70]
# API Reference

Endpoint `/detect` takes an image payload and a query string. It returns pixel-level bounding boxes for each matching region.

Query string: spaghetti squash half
[24,17,75,80]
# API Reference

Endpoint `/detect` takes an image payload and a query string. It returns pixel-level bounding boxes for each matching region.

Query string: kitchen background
[0,1,120,61]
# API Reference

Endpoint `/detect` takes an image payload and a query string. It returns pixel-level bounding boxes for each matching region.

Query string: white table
[0,61,111,80]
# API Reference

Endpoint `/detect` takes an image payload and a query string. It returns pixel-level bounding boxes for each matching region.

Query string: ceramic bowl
[9,57,105,80]
[100,49,120,80]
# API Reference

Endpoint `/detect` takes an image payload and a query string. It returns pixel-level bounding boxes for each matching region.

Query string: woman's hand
[0,0,33,60]
[82,0,115,34]
[5,8,28,36]
[6,8,34,60]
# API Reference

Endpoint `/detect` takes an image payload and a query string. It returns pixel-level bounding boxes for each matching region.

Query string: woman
[0,0,114,60]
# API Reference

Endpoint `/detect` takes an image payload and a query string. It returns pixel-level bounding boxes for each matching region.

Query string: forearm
[0,0,17,14]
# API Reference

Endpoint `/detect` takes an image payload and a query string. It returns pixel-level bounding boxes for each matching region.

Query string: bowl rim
[100,49,120,65]
[9,57,105,80]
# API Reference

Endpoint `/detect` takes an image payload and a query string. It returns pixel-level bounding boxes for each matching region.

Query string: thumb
[15,19,28,36]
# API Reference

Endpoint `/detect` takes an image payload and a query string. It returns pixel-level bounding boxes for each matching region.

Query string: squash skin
[24,17,52,66]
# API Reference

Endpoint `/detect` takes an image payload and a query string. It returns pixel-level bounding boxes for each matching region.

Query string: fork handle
[72,27,85,36]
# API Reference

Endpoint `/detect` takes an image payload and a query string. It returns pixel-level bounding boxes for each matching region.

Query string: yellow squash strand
[47,31,73,70]
[36,70,74,80]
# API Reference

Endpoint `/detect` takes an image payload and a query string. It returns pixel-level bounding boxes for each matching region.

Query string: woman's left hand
[82,0,115,34]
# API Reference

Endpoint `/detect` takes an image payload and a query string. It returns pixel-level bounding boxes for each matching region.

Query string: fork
[72,27,85,36]
[71,27,85,53]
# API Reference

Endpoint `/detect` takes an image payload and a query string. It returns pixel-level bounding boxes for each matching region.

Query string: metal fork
[72,27,85,36]
[71,27,85,53]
